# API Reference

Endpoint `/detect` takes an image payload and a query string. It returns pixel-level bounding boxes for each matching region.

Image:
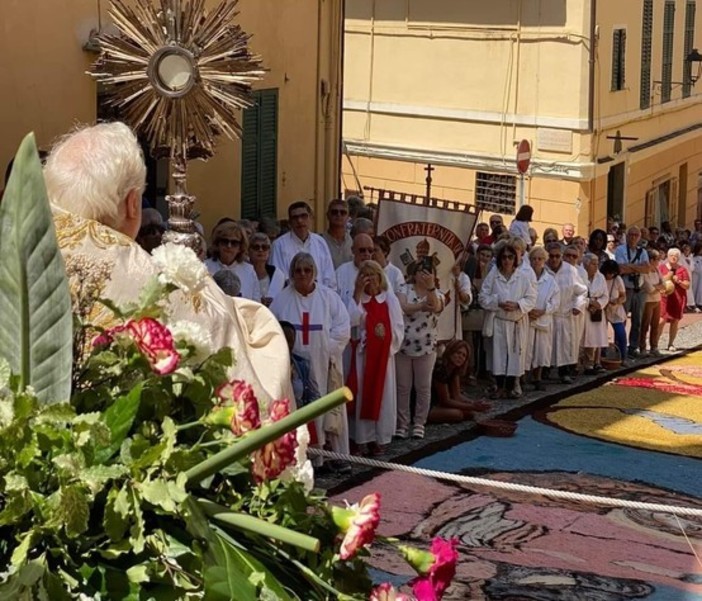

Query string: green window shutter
[662,1,676,104]
[683,1,697,98]
[240,89,278,220]
[641,0,654,109]
[611,29,626,91]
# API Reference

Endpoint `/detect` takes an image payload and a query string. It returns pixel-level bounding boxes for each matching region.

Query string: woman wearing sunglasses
[479,241,537,399]
[249,232,285,307]
[205,221,260,301]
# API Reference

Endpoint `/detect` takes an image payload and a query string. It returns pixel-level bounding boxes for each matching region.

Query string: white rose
[169,320,214,363]
[152,243,208,295]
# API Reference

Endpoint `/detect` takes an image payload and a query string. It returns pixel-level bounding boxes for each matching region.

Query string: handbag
[461,284,485,332]
[590,308,603,322]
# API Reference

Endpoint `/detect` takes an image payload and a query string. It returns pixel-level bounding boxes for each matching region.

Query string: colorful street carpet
[332,352,702,600]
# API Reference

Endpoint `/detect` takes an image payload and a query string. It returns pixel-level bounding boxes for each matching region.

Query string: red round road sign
[516,139,531,174]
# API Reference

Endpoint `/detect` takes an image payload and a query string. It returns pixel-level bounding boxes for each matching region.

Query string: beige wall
[0,0,343,236]
[343,0,702,236]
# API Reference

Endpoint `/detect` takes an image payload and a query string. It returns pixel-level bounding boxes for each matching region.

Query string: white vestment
[270,284,350,451]
[450,271,472,341]
[573,264,588,355]
[525,271,560,370]
[479,268,536,377]
[270,231,337,290]
[583,271,609,348]
[548,262,588,366]
[335,261,360,311]
[53,209,291,405]
[346,291,404,445]
[205,258,261,302]
[384,263,405,294]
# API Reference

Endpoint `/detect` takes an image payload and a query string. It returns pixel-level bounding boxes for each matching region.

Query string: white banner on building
[376,192,478,341]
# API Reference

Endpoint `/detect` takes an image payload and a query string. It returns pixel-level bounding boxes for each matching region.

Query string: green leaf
[0,356,11,389]
[59,485,90,537]
[80,464,127,495]
[0,133,73,404]
[11,529,36,567]
[94,383,143,464]
[103,488,129,542]
[126,564,149,584]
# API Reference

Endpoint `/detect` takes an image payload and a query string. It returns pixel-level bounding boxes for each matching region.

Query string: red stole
[359,296,392,421]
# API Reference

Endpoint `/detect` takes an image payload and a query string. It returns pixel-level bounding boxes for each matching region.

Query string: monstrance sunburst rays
[89,0,265,162]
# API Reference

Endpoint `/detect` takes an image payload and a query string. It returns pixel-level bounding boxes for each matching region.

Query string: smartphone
[420,256,434,272]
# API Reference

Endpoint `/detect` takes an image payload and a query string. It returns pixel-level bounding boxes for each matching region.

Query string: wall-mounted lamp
[686,49,702,85]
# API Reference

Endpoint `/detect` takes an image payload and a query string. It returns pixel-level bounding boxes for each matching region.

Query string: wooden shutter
[661,1,676,104]
[611,29,627,91]
[240,89,278,220]
[683,1,697,98]
[640,0,654,109]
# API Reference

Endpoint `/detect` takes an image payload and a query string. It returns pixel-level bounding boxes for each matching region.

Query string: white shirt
[205,258,261,302]
[271,231,337,290]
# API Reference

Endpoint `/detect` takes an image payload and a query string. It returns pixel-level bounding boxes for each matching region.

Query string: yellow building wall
[343,0,702,235]
[0,0,342,236]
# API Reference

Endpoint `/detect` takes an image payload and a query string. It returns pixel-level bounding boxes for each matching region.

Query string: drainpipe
[588,0,597,231]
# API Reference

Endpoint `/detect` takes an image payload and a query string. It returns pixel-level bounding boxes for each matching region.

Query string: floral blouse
[398,282,445,357]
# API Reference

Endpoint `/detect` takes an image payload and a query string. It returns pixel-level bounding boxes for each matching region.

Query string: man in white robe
[271,202,336,290]
[44,122,291,404]
[546,242,588,383]
[270,254,351,454]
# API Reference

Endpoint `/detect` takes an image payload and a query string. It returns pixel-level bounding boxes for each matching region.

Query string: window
[241,89,278,220]
[661,0,676,104]
[640,0,654,109]
[611,29,627,91]
[684,1,697,98]
[475,172,516,215]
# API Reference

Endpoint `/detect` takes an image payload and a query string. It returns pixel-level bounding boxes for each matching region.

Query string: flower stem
[197,499,320,553]
[184,387,352,486]
[176,420,202,432]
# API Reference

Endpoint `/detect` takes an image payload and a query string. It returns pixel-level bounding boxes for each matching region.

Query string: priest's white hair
[44,122,146,228]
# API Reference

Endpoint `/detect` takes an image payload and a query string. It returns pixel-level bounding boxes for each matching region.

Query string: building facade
[342,0,702,235]
[0,0,344,234]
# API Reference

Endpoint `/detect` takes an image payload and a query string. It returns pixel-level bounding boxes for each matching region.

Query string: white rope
[310,449,702,518]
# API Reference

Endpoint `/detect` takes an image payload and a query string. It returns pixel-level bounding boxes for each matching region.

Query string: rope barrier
[310,449,702,518]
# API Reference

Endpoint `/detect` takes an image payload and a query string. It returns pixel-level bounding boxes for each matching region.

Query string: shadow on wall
[346,0,568,28]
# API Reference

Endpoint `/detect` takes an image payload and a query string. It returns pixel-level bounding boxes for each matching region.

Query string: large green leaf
[0,133,72,404]
[94,383,143,464]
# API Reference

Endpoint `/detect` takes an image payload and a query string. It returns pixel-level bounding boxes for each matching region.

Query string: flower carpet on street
[333,358,702,600]
[540,351,702,457]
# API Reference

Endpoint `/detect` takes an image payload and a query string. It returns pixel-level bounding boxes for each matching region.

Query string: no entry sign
[517,139,531,174]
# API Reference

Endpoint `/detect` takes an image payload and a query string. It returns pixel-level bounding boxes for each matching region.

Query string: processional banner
[375,190,479,341]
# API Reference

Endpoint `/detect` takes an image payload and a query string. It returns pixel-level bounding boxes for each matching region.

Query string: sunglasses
[218,238,241,248]
[548,253,562,258]
[330,209,348,216]
[250,244,270,251]
[290,213,310,221]
[501,254,516,260]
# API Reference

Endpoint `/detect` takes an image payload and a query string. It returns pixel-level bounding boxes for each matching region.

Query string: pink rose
[251,398,297,483]
[370,583,413,601]
[215,380,261,435]
[409,538,458,601]
[332,492,381,560]
[126,318,180,375]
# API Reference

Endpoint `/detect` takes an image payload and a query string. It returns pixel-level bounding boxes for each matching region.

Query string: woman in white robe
[270,252,350,454]
[479,242,536,399]
[346,261,404,452]
[581,253,609,372]
[525,247,560,390]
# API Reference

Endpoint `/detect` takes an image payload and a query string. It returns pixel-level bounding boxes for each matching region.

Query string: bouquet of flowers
[0,134,457,600]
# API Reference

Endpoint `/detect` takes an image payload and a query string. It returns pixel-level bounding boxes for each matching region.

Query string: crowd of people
[134,188,702,466]
[20,119,699,485]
